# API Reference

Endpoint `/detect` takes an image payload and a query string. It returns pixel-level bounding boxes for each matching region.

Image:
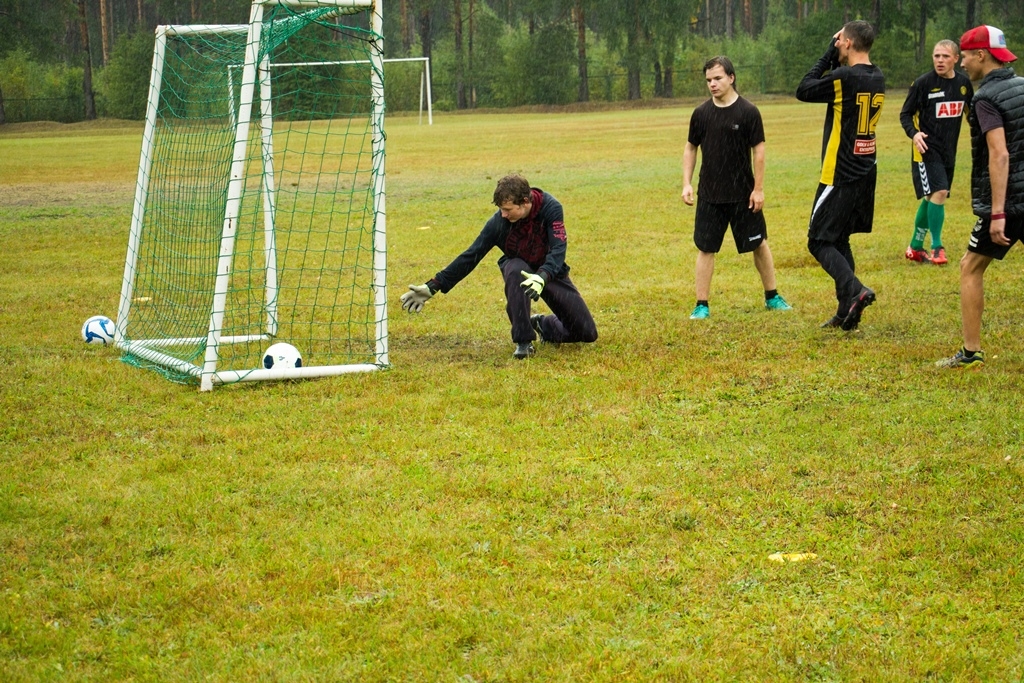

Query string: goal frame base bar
[118,340,383,386]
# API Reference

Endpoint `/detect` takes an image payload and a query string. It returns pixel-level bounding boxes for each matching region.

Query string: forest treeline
[1,0,1022,123]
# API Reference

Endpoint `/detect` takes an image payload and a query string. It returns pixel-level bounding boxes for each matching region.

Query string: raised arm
[796,39,840,103]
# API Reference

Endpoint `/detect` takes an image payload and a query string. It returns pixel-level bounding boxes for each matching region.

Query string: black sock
[696,299,709,307]
[764,289,778,301]
[963,347,979,357]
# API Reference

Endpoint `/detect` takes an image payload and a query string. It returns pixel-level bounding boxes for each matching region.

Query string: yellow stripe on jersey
[820,79,843,185]
[911,112,923,163]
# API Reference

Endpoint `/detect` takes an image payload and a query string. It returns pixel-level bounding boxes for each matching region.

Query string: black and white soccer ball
[81,315,115,345]
[263,342,302,370]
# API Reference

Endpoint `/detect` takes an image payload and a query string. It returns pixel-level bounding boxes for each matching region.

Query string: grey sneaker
[530,314,550,342]
[935,348,985,369]
[513,342,535,359]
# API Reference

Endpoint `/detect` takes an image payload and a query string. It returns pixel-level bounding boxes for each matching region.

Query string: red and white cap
[961,25,1018,63]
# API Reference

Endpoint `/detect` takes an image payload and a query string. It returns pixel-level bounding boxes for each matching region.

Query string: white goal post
[116,0,388,391]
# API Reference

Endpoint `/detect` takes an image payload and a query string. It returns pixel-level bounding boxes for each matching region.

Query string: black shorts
[967,214,1024,259]
[694,200,767,254]
[808,167,877,243]
[911,159,955,199]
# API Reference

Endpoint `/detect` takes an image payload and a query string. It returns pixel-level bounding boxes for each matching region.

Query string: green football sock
[911,199,929,249]
[927,201,945,249]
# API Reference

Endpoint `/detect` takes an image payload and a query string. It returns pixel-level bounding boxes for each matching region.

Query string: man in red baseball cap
[937,26,1024,368]
[959,25,1017,64]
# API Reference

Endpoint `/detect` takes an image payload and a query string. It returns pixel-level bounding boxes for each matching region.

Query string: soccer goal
[115,0,388,391]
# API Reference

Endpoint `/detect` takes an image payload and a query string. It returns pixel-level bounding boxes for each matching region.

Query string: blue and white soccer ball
[263,342,302,370]
[81,315,115,345]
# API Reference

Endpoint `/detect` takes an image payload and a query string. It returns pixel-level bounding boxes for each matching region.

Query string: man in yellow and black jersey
[899,40,974,265]
[797,20,885,331]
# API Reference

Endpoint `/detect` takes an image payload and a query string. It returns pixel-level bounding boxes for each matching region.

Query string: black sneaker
[842,287,875,331]
[513,342,535,359]
[530,314,549,342]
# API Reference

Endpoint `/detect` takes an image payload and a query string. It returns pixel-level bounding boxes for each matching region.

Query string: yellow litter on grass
[768,552,818,563]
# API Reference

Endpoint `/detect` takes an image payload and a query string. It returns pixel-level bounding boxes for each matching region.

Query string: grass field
[2,97,1023,681]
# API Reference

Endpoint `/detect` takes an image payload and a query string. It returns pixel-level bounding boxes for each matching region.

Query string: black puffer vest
[969,67,1024,216]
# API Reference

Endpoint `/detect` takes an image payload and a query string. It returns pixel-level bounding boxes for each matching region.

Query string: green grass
[2,99,1023,681]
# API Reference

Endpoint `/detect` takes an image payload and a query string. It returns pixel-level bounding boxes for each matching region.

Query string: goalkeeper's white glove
[520,271,545,301]
[400,284,434,312]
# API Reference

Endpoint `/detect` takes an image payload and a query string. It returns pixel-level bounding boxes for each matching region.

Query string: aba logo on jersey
[936,100,964,118]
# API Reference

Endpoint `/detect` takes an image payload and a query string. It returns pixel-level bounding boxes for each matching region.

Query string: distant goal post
[116,0,389,391]
[228,56,432,126]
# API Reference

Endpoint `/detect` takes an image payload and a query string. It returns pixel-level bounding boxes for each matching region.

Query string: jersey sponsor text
[935,101,964,118]
[853,139,876,155]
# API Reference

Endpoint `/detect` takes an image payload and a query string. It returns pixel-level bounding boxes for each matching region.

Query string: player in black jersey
[681,56,792,320]
[899,40,974,265]
[796,21,885,331]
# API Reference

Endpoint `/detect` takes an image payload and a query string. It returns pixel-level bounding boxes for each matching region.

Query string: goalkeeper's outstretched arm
[399,216,505,313]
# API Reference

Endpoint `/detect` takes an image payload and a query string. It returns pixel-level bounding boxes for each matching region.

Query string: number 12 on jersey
[854,92,884,155]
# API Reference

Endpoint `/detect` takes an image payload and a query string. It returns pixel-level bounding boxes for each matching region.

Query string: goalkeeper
[400,174,598,359]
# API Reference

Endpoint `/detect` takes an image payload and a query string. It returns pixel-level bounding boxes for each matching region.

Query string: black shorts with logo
[694,199,767,254]
[808,166,877,243]
[967,214,1024,259]
[911,159,955,200]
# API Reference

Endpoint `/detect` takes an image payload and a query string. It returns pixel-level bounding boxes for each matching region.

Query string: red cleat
[931,247,948,265]
[905,246,932,263]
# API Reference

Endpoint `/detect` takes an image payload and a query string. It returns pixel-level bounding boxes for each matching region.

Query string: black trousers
[808,235,862,316]
[501,258,598,344]
[807,174,875,316]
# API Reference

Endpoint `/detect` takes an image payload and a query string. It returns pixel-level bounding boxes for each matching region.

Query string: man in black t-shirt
[681,55,791,320]
[797,21,885,331]
[899,40,973,265]
[399,174,598,360]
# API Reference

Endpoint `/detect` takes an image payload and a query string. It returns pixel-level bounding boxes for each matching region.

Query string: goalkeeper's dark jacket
[429,188,570,294]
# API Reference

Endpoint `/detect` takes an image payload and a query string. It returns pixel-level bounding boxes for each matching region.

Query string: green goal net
[116,0,387,391]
